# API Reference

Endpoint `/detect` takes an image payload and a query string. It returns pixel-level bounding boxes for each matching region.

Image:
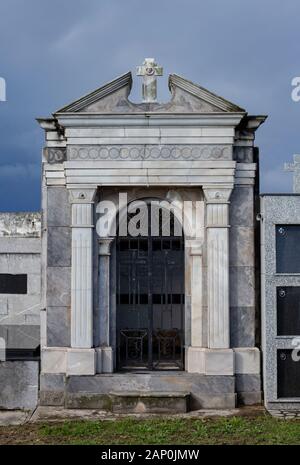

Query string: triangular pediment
[166,74,245,113]
[54,72,133,114]
[54,71,245,115]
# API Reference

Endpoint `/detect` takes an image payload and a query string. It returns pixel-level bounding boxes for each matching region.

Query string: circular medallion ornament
[89,148,98,160]
[146,67,154,75]
[109,147,119,159]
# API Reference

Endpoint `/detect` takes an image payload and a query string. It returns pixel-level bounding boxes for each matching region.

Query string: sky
[0,0,299,211]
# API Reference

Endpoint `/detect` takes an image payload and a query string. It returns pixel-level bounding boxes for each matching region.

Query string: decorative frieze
[45,148,67,164]
[68,145,232,161]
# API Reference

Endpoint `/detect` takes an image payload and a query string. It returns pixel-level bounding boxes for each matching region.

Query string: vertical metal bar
[148,206,153,370]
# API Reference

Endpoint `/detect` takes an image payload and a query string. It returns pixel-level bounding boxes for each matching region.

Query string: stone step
[110,391,190,414]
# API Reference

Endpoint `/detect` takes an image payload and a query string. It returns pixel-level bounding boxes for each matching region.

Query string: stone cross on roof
[136,58,163,103]
[284,154,300,193]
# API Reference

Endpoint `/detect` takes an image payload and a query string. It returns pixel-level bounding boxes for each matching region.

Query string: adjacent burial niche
[261,158,300,416]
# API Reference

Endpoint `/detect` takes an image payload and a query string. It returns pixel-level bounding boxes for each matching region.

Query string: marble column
[186,239,205,373]
[97,237,114,373]
[190,240,203,347]
[200,186,234,375]
[67,187,97,375]
[203,187,232,349]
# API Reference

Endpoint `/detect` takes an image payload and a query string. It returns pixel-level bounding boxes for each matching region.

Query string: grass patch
[1,414,300,445]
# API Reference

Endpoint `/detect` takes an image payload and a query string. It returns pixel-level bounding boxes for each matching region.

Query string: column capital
[202,185,233,204]
[98,237,114,256]
[68,187,97,204]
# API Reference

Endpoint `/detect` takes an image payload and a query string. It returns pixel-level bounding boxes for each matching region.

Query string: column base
[41,347,67,374]
[96,347,114,373]
[186,347,234,375]
[233,348,260,374]
[66,348,96,376]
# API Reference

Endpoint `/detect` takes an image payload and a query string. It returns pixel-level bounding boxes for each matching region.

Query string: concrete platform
[40,371,237,410]
[110,391,190,414]
[0,405,265,425]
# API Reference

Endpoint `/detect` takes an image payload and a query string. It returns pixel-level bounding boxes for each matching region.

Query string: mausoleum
[1,60,268,412]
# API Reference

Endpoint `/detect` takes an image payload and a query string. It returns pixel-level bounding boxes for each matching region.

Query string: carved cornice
[68,145,232,161]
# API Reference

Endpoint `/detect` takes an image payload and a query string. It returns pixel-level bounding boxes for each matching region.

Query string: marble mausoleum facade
[35,63,266,410]
[0,61,269,411]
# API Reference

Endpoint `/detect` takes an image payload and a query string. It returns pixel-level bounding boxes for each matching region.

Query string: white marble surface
[66,348,96,376]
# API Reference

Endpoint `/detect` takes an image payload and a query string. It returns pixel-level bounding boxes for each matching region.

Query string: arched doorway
[116,200,185,371]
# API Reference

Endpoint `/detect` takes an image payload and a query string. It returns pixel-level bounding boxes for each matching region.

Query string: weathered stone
[47,227,71,267]
[237,391,262,406]
[39,373,66,406]
[0,361,38,409]
[235,374,261,392]
[41,348,67,374]
[229,266,255,307]
[63,372,236,409]
[229,227,254,267]
[47,306,70,347]
[0,325,39,349]
[66,349,96,376]
[47,187,71,227]
[46,267,71,307]
[111,391,189,414]
[230,187,254,227]
[233,347,260,374]
[230,306,255,347]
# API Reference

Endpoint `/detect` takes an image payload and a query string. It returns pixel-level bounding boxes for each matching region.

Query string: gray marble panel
[0,325,40,349]
[47,187,71,227]
[39,373,66,407]
[47,306,70,347]
[235,374,261,392]
[47,227,71,267]
[230,186,254,227]
[66,373,234,394]
[229,226,254,267]
[230,266,255,307]
[40,373,66,391]
[47,267,71,307]
[0,361,39,409]
[230,306,255,347]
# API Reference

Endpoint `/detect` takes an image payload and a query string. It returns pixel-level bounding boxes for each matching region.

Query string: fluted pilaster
[203,186,233,349]
[69,188,97,348]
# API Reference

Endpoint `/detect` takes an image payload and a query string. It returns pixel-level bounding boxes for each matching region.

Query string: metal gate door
[116,212,184,371]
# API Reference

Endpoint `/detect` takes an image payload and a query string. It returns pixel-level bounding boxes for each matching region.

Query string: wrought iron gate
[116,209,185,371]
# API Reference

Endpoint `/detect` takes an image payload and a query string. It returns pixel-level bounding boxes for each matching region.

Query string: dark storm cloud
[0,0,299,210]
